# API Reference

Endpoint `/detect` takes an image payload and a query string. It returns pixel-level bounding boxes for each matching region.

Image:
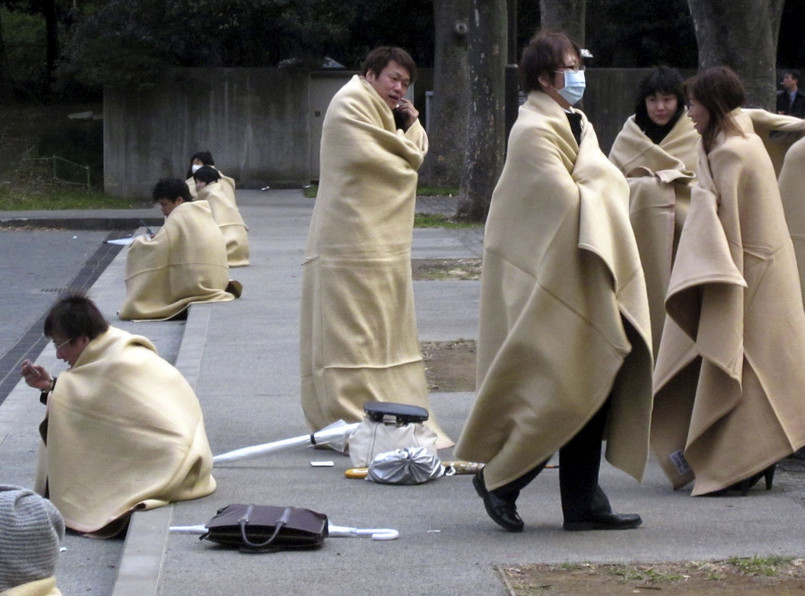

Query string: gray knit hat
[0,485,65,592]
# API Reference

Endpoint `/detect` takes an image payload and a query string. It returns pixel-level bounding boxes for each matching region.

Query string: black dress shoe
[472,471,524,532]
[563,511,642,532]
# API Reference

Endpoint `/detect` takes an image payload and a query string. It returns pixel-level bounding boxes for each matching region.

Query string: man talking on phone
[300,47,452,448]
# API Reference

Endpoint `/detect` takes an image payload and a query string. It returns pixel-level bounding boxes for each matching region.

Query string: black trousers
[492,397,612,522]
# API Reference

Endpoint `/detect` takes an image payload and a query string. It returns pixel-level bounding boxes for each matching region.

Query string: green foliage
[414,213,482,229]
[727,556,791,577]
[59,0,355,90]
[1,7,46,82]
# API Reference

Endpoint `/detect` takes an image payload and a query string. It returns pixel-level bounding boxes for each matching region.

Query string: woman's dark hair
[634,66,686,140]
[193,165,221,185]
[190,151,214,166]
[684,66,746,152]
[152,178,192,203]
[43,292,109,341]
[361,46,417,83]
[519,30,583,94]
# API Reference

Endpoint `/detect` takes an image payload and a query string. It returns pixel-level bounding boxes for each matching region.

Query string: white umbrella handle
[328,523,399,541]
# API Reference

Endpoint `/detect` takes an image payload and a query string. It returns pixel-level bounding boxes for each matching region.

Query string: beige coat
[610,115,699,355]
[197,182,250,267]
[454,92,654,490]
[300,75,452,448]
[652,112,805,495]
[119,201,238,321]
[779,136,805,302]
[35,327,216,533]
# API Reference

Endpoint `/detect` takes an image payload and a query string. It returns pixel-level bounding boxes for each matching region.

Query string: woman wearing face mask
[609,67,699,355]
[651,66,805,496]
[455,30,653,533]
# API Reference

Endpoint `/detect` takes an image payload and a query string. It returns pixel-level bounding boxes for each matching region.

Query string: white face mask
[191,164,202,174]
[558,69,586,105]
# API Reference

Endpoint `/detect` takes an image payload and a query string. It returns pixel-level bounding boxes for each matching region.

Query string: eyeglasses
[53,338,73,351]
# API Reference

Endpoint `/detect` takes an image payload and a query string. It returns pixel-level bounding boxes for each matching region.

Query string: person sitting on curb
[0,484,64,595]
[185,151,237,202]
[20,292,217,538]
[193,166,250,267]
[119,178,241,321]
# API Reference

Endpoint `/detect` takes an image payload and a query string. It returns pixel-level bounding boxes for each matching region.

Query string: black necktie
[566,112,582,145]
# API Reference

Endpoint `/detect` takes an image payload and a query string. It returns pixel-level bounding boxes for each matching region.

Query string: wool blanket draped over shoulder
[609,115,698,356]
[300,75,452,448]
[454,92,654,491]
[187,169,237,201]
[119,201,239,321]
[652,111,805,495]
[0,577,61,596]
[743,108,805,176]
[780,136,805,303]
[197,182,250,267]
[35,327,216,534]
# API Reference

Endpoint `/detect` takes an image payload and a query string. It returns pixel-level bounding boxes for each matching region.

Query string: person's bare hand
[21,360,52,391]
[394,98,419,130]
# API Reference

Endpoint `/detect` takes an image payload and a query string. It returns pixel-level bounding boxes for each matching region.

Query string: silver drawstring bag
[366,446,444,485]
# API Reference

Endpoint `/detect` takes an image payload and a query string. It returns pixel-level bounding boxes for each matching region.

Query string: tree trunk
[539,0,585,46]
[419,0,471,189]
[0,9,13,102]
[43,0,58,93]
[687,0,786,109]
[457,0,507,221]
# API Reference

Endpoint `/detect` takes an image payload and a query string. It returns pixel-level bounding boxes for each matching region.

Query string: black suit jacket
[777,90,805,118]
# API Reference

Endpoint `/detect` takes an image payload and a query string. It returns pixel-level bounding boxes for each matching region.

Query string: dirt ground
[498,558,805,595]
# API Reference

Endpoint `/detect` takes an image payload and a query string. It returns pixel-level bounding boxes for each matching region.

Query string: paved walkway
[2,190,805,596]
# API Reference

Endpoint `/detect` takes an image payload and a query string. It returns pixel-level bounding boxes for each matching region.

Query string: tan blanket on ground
[779,136,805,302]
[119,201,238,321]
[454,92,654,490]
[300,75,452,448]
[652,113,805,495]
[610,115,698,356]
[35,327,216,533]
[197,182,250,267]
[187,169,236,201]
[743,108,805,176]
[0,577,61,596]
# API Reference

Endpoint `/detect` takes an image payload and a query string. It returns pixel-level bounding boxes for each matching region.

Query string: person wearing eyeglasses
[455,30,652,533]
[299,46,452,448]
[19,292,217,537]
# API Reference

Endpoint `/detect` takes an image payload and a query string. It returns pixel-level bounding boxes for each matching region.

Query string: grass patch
[414,213,482,228]
[417,186,458,196]
[728,555,792,576]
[0,184,141,211]
[303,184,318,199]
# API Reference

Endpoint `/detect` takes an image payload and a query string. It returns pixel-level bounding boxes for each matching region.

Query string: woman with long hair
[651,66,805,496]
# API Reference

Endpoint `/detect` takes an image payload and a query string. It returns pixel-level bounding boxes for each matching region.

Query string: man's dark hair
[361,47,417,83]
[152,178,192,203]
[519,30,583,94]
[43,292,109,341]
[190,151,215,166]
[785,70,801,84]
[193,166,221,185]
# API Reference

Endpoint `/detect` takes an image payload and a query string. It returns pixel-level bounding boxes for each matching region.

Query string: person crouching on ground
[455,30,653,533]
[118,178,241,321]
[20,292,217,537]
[193,165,250,267]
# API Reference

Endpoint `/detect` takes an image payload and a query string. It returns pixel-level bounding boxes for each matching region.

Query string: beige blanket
[35,327,216,533]
[119,201,238,321]
[779,136,805,302]
[652,113,805,494]
[197,182,250,267]
[186,169,236,201]
[300,75,452,448]
[1,577,61,596]
[743,108,805,176]
[609,115,698,356]
[454,92,654,490]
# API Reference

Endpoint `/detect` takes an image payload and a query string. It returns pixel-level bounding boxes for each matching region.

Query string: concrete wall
[104,67,690,198]
[104,67,311,198]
